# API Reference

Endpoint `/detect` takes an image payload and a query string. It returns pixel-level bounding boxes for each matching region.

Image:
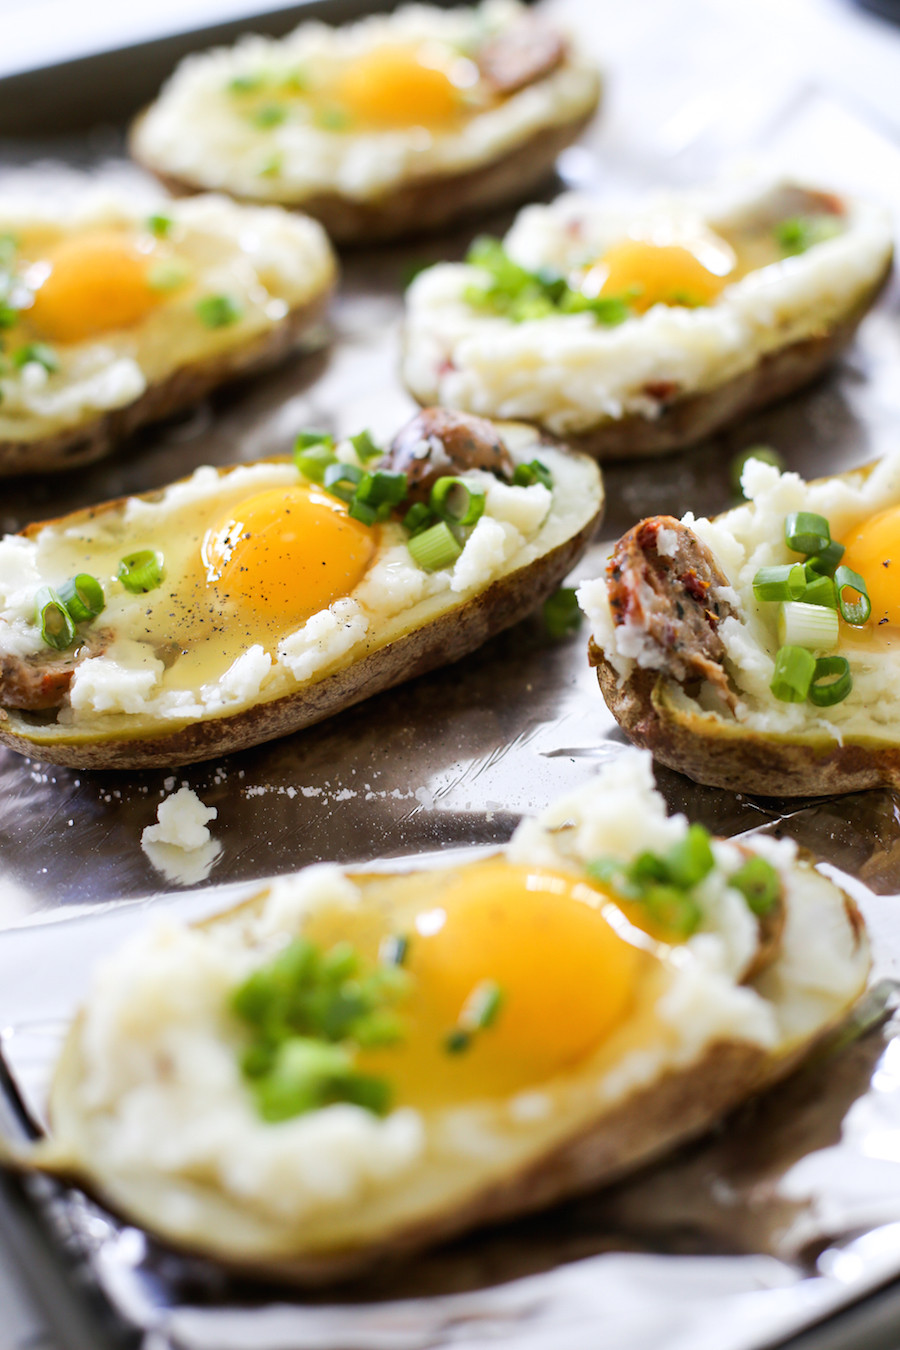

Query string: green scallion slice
[785,511,831,556]
[730,856,780,915]
[407,521,463,571]
[323,461,363,504]
[403,502,434,535]
[146,213,173,239]
[293,440,337,481]
[808,654,853,707]
[461,980,504,1032]
[379,934,409,967]
[118,550,164,594]
[543,587,582,640]
[349,429,382,463]
[770,644,816,702]
[752,563,807,603]
[834,564,871,625]
[800,574,837,608]
[664,823,716,890]
[429,476,486,527]
[356,470,407,509]
[12,342,59,373]
[57,574,104,624]
[512,458,553,490]
[804,539,845,576]
[642,884,703,939]
[228,72,266,94]
[729,445,786,498]
[444,1028,471,1054]
[250,102,286,128]
[35,586,75,650]
[195,293,243,328]
[777,600,838,650]
[348,499,378,526]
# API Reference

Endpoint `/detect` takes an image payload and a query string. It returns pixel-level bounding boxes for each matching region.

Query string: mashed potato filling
[403,180,892,436]
[46,751,867,1248]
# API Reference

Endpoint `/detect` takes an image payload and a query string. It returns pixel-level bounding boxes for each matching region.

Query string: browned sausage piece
[0,628,108,713]
[381,408,516,504]
[604,515,738,707]
[477,16,567,96]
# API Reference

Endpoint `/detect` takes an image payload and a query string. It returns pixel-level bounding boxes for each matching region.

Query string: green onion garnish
[770,644,816,702]
[349,429,382,463]
[228,72,266,94]
[834,564,871,625]
[777,600,838,650]
[0,304,18,329]
[293,440,337,482]
[729,856,780,915]
[800,574,837,609]
[11,342,58,373]
[444,1028,471,1054]
[808,654,853,707]
[730,445,785,497]
[785,511,831,556]
[642,885,703,940]
[348,500,378,526]
[35,586,76,650]
[429,476,486,527]
[57,574,104,624]
[512,458,554,490]
[774,214,842,257]
[403,501,434,535]
[118,550,164,594]
[323,461,363,504]
[463,235,634,327]
[543,587,582,640]
[251,102,286,128]
[664,823,716,889]
[407,521,463,571]
[463,980,504,1031]
[379,934,409,967]
[752,563,807,603]
[195,293,243,328]
[805,540,845,577]
[146,213,173,239]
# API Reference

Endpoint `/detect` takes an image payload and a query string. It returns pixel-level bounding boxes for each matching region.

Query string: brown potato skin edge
[131,104,599,246]
[0,286,334,477]
[0,503,602,769]
[592,648,900,797]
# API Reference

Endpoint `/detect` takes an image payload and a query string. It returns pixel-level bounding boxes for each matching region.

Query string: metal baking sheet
[4,0,900,1346]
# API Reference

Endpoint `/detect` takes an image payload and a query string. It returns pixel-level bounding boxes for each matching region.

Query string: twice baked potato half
[0,409,602,769]
[0,185,336,475]
[129,1,601,244]
[0,750,869,1282]
[580,451,900,796]
[402,179,892,458]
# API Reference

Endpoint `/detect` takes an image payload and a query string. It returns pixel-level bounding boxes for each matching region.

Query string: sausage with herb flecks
[381,408,516,505]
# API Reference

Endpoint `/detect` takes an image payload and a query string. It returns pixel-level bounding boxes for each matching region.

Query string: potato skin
[133,107,599,246]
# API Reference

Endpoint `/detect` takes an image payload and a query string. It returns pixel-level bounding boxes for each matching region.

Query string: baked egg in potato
[0,749,868,1281]
[0,408,602,769]
[0,185,336,474]
[402,179,892,458]
[580,450,900,796]
[129,0,601,244]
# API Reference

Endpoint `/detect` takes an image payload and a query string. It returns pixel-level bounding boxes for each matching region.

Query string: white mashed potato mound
[132,0,599,203]
[141,787,218,850]
[59,749,866,1233]
[402,179,892,436]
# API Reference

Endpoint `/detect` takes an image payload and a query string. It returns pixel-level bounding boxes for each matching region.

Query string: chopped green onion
[228,72,266,94]
[664,823,716,889]
[118,550,164,594]
[752,563,807,603]
[808,654,853,707]
[348,499,378,526]
[785,511,831,556]
[642,885,703,939]
[730,445,785,497]
[349,429,382,463]
[379,934,409,967]
[770,644,816,702]
[293,441,337,481]
[429,476,486,527]
[35,586,75,650]
[407,521,463,571]
[147,259,190,293]
[804,540,844,577]
[557,289,632,325]
[195,293,243,328]
[251,102,286,128]
[57,574,104,624]
[512,458,553,490]
[146,213,173,239]
[800,574,837,609]
[777,600,839,650]
[403,501,434,535]
[461,980,504,1032]
[774,214,842,257]
[323,461,363,504]
[356,470,407,510]
[543,587,582,640]
[444,1028,471,1054]
[730,856,780,915]
[11,342,58,373]
[252,1038,391,1123]
[0,304,18,329]
[834,564,871,625]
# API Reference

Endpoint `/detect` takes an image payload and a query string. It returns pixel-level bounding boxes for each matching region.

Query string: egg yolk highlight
[587,239,734,313]
[202,484,377,630]
[27,229,165,343]
[332,45,465,129]
[841,505,900,627]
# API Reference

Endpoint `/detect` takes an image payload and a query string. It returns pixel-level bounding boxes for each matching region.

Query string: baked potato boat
[129,1,601,245]
[0,750,869,1282]
[580,451,900,796]
[0,409,602,769]
[402,179,892,459]
[0,186,336,475]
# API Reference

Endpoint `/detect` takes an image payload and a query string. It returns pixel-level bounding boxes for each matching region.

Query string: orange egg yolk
[202,484,377,630]
[359,860,649,1104]
[841,505,900,627]
[332,45,465,130]
[587,239,734,313]
[26,229,165,343]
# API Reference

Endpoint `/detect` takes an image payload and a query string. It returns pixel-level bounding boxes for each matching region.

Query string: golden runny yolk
[26,229,165,343]
[361,860,648,1104]
[332,45,465,130]
[202,484,377,630]
[586,239,734,313]
[841,505,900,627]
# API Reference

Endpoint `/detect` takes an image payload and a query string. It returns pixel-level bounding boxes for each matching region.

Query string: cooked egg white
[0,426,590,731]
[402,178,892,436]
[0,186,335,444]
[579,449,900,742]
[40,750,868,1261]
[131,0,599,203]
